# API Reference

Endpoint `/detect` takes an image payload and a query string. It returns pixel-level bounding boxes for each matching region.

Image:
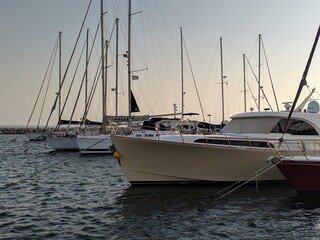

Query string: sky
[1,0,320,126]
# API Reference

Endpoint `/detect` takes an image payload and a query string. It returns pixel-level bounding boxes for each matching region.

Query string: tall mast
[180,27,184,118]
[220,37,225,122]
[100,0,106,129]
[243,54,247,112]
[258,34,261,112]
[128,0,132,119]
[115,18,119,116]
[105,39,108,116]
[85,28,89,117]
[58,31,62,129]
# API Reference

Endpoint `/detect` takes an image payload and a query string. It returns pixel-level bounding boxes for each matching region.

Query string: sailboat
[268,25,320,193]
[76,1,117,154]
[44,32,80,151]
[45,1,93,151]
[77,0,153,154]
[25,33,63,142]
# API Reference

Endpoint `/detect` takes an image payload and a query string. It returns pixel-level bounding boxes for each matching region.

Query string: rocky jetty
[0,127,54,134]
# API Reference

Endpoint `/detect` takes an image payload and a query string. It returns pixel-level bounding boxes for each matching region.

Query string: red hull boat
[271,156,320,192]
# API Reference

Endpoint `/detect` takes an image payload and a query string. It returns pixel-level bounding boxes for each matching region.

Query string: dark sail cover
[84,119,102,125]
[59,119,82,125]
[131,91,140,113]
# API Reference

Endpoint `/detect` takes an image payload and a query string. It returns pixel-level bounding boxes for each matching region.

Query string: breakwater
[0,127,55,134]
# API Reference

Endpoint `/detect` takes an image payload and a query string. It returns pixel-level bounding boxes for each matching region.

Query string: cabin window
[271,119,318,135]
[221,117,280,133]
[194,138,271,148]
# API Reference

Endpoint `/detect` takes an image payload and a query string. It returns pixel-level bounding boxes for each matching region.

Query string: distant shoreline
[0,126,55,134]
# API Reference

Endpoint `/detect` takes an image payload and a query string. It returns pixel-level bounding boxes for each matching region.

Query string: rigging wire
[38,44,59,128]
[44,0,92,130]
[245,56,273,111]
[281,25,320,141]
[261,38,279,111]
[66,41,87,130]
[309,85,320,99]
[153,0,182,106]
[80,21,103,128]
[142,1,164,113]
[26,36,59,128]
[153,0,179,53]
[56,40,87,131]
[246,81,259,109]
[134,1,154,114]
[183,38,206,122]
[213,160,282,200]
[138,1,170,114]
[201,40,220,104]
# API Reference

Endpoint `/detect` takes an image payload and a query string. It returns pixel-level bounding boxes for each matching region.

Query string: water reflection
[288,193,320,210]
[113,183,301,239]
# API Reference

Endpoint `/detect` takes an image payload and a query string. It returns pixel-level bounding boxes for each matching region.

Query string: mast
[220,37,225,122]
[58,31,62,129]
[115,18,119,116]
[258,34,261,112]
[128,0,132,119]
[105,39,108,116]
[85,28,89,119]
[100,0,106,130]
[243,54,247,112]
[180,27,184,118]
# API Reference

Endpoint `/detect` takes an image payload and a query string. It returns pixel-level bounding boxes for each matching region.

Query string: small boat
[46,131,79,151]
[269,155,320,192]
[76,134,112,154]
[25,132,46,141]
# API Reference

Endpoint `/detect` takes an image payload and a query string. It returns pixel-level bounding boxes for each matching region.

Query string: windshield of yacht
[220,117,318,135]
[221,117,280,133]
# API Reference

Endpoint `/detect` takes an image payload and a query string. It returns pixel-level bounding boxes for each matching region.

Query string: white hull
[112,135,289,184]
[111,109,320,184]
[76,134,112,154]
[46,136,79,151]
[25,133,46,141]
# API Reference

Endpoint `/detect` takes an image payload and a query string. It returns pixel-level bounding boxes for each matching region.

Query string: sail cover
[131,91,140,113]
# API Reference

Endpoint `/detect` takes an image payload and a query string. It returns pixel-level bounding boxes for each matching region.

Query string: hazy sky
[1,0,320,126]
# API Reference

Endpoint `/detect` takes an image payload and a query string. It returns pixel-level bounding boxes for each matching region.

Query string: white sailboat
[45,130,79,151]
[46,2,93,152]
[44,31,79,151]
[77,0,146,154]
[76,0,114,154]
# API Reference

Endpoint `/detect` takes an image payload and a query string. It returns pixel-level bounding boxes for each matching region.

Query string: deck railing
[267,139,320,158]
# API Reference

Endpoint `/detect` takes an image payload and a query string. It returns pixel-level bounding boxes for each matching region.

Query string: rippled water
[1,134,320,239]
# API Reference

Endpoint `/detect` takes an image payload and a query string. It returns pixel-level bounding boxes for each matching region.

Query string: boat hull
[46,137,79,151]
[25,133,46,141]
[76,135,112,154]
[112,135,286,185]
[276,160,320,192]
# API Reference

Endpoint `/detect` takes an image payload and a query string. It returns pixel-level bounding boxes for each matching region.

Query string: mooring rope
[212,157,285,200]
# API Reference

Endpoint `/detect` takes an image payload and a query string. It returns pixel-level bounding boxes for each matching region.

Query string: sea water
[1,134,320,239]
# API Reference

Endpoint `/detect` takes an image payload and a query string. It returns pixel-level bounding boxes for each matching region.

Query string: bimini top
[221,111,320,135]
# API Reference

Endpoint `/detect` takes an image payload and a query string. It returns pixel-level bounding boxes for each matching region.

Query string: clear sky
[1,0,320,126]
